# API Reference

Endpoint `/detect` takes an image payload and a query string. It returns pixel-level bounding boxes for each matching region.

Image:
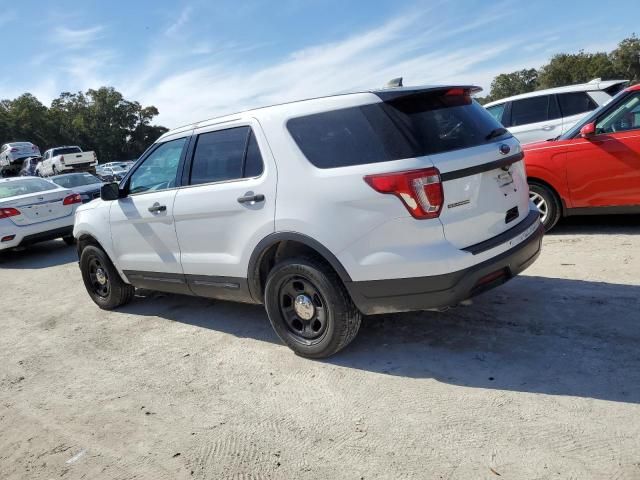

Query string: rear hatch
[0,179,74,225]
[373,88,531,248]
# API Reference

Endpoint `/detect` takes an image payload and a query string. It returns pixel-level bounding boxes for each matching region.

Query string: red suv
[523,84,640,230]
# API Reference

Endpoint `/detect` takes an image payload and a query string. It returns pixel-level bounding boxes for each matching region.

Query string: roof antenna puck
[385,77,403,88]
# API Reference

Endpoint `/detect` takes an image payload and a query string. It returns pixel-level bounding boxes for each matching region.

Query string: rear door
[109,135,190,286]
[507,95,562,144]
[173,121,276,299]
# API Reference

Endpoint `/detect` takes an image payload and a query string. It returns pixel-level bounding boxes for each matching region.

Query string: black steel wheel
[264,257,361,358]
[80,245,135,309]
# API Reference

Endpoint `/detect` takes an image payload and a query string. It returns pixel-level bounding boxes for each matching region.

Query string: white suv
[485,78,628,144]
[74,84,544,358]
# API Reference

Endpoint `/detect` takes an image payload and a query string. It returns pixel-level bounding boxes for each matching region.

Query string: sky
[1,0,638,128]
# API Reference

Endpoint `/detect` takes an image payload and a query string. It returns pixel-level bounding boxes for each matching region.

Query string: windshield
[0,178,57,199]
[560,88,628,140]
[287,90,511,169]
[51,173,101,188]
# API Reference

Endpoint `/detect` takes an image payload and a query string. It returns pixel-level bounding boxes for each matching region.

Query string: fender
[247,232,352,302]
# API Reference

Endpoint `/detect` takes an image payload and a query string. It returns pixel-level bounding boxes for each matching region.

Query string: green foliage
[537,51,618,89]
[0,87,167,163]
[484,34,640,102]
[610,34,640,83]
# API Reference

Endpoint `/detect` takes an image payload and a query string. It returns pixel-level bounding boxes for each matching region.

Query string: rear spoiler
[374,85,483,102]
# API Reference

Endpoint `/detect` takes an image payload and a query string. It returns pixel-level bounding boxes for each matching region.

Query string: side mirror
[580,122,596,138]
[100,182,121,201]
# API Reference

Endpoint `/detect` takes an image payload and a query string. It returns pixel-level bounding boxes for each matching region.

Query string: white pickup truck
[38,146,98,176]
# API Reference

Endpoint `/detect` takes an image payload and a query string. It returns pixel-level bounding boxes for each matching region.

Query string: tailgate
[64,152,93,165]
[434,137,531,249]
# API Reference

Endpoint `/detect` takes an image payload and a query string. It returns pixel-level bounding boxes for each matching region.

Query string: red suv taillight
[364,167,444,219]
[0,207,21,219]
[63,193,82,205]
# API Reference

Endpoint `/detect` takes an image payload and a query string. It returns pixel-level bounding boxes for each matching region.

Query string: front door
[110,136,190,291]
[565,91,640,207]
[172,121,277,300]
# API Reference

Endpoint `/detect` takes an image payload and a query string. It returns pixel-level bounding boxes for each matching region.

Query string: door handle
[237,194,265,204]
[542,125,555,131]
[148,202,167,213]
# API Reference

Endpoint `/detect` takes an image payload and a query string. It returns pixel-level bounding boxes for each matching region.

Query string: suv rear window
[287,91,509,169]
[557,92,597,117]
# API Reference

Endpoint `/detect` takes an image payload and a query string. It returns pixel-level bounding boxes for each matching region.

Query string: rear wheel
[80,245,135,309]
[529,181,561,231]
[264,257,361,359]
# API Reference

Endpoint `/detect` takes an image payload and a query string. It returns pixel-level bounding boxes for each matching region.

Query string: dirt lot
[1,216,639,479]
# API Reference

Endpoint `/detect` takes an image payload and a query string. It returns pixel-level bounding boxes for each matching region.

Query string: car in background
[39,146,98,176]
[96,165,127,182]
[50,172,104,204]
[19,156,42,176]
[523,83,640,230]
[0,177,82,250]
[0,142,41,176]
[485,78,628,145]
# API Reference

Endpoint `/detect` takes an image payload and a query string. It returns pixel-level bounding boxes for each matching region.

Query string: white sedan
[0,177,83,251]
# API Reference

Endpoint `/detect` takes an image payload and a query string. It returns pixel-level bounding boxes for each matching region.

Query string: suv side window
[557,92,598,117]
[486,104,506,124]
[510,95,553,126]
[128,137,187,194]
[189,127,263,185]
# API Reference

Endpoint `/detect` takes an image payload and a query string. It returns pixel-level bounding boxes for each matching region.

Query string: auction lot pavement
[1,216,639,479]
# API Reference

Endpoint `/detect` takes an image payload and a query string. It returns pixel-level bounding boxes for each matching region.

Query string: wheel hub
[294,294,315,320]
[95,268,107,285]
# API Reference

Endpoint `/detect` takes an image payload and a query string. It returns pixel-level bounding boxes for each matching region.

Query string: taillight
[364,167,444,219]
[0,207,21,219]
[32,145,37,150]
[63,193,82,205]
[60,155,65,164]
[10,148,18,152]
[93,152,97,160]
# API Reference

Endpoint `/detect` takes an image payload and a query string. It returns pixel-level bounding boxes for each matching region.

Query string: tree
[488,68,539,102]
[537,51,618,89]
[610,34,640,83]
[0,87,167,163]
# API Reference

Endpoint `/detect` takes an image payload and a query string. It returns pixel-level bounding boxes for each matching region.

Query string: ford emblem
[499,144,511,155]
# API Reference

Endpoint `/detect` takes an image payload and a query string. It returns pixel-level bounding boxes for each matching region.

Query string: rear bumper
[345,213,544,315]
[0,217,74,251]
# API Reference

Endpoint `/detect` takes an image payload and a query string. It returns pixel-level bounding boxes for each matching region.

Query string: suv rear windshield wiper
[485,127,508,140]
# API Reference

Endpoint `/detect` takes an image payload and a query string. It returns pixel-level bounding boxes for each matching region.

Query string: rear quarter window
[287,91,509,169]
[557,92,598,117]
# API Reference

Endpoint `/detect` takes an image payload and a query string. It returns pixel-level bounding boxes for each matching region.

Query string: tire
[264,257,362,359]
[62,235,75,246]
[79,245,135,310]
[52,166,58,176]
[529,181,561,231]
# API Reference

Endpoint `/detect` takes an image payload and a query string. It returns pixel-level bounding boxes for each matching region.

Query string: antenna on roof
[385,77,403,88]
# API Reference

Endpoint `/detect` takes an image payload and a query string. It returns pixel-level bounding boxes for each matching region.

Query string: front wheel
[529,182,561,231]
[264,257,362,359]
[80,245,135,310]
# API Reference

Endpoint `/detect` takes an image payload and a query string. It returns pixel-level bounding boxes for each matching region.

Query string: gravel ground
[1,216,639,479]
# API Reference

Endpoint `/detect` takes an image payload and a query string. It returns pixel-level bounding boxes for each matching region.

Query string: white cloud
[53,25,104,49]
[126,11,524,127]
[165,7,192,36]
